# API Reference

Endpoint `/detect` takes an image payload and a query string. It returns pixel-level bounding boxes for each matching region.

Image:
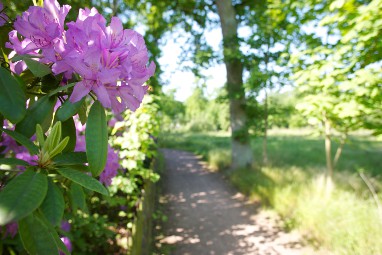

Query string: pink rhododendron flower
[3,222,18,238]
[61,220,71,232]
[100,146,120,186]
[0,2,8,27]
[65,10,155,113]
[6,1,154,114]
[59,237,72,255]
[6,0,70,55]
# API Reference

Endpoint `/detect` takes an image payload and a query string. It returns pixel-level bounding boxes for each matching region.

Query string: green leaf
[23,58,51,78]
[36,124,45,147]
[60,117,76,153]
[52,152,87,165]
[19,214,59,255]
[0,128,39,155]
[50,137,69,158]
[86,101,108,177]
[34,211,70,255]
[0,158,29,167]
[57,167,108,196]
[15,95,56,138]
[40,179,64,227]
[47,83,75,97]
[56,99,84,122]
[0,169,48,225]
[69,182,87,213]
[0,67,26,123]
[77,100,88,125]
[43,121,61,153]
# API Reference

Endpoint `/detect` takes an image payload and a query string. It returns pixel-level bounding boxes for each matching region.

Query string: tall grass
[159,131,382,254]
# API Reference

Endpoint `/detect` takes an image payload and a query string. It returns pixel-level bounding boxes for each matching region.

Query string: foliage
[289,0,382,174]
[0,1,158,254]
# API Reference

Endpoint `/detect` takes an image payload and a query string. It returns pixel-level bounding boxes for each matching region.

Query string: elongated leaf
[47,83,75,97]
[0,169,48,225]
[19,214,59,255]
[0,128,39,155]
[86,101,108,177]
[34,211,70,255]
[69,182,88,213]
[0,67,26,123]
[23,58,51,77]
[36,124,45,147]
[77,100,88,125]
[52,152,87,165]
[56,99,84,122]
[57,167,108,196]
[0,158,29,166]
[40,180,64,227]
[16,95,56,138]
[60,117,76,152]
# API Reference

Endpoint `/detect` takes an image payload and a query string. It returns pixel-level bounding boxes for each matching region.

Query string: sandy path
[158,149,315,255]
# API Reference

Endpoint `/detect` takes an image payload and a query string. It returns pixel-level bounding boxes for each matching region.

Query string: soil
[156,149,318,255]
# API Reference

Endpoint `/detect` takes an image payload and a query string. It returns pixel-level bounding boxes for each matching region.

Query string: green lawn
[158,130,382,255]
[159,131,382,175]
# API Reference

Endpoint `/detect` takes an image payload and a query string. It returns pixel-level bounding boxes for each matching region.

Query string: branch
[360,172,382,223]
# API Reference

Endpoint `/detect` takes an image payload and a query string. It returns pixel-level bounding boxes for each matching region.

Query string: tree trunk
[215,0,253,169]
[333,133,347,168]
[324,115,333,179]
[263,88,268,165]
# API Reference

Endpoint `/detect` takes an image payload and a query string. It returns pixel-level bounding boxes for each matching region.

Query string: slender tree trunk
[333,133,347,168]
[263,88,268,165]
[324,114,333,179]
[215,0,253,169]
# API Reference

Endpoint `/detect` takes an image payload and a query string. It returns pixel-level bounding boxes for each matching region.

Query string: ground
[156,149,318,255]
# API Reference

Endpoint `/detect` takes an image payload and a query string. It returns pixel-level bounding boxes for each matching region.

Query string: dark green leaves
[40,180,64,227]
[56,99,84,122]
[0,158,29,167]
[86,101,108,177]
[16,95,56,138]
[19,214,59,255]
[53,152,87,165]
[0,128,39,155]
[61,117,76,153]
[23,58,52,77]
[57,167,108,196]
[0,169,48,225]
[0,67,26,123]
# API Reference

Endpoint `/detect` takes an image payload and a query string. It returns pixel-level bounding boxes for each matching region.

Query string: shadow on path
[158,149,314,255]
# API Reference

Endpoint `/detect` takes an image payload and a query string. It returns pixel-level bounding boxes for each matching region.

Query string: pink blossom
[65,9,155,113]
[0,2,8,27]
[59,237,72,254]
[3,222,18,238]
[6,0,70,56]
[61,220,71,232]
[99,146,120,186]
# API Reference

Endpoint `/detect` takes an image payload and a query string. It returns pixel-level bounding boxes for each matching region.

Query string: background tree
[290,0,382,178]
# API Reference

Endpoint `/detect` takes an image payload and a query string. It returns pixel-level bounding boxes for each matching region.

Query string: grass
[158,130,382,255]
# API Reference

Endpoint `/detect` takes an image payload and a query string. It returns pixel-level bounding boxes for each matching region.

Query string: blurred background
[5,0,382,254]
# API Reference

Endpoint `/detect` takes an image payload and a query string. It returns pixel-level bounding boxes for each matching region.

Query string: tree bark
[215,0,253,169]
[263,88,268,165]
[333,133,347,168]
[324,114,333,179]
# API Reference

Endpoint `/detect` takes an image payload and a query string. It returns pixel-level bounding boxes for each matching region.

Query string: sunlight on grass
[159,130,382,255]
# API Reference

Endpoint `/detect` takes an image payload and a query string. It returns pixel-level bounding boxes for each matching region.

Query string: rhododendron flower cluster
[6,0,155,113]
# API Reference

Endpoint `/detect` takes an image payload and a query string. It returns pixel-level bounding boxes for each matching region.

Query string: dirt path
[157,149,315,255]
